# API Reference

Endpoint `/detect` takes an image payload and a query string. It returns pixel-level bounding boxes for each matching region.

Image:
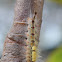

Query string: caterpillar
[0,0,44,62]
[26,12,38,62]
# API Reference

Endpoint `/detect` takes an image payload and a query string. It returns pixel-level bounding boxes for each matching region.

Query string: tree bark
[0,0,44,62]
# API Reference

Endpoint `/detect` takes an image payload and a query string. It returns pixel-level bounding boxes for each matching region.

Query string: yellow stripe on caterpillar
[32,46,37,62]
[32,46,37,51]
[32,51,36,61]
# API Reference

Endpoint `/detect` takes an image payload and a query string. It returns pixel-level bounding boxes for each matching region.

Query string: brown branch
[0,0,44,62]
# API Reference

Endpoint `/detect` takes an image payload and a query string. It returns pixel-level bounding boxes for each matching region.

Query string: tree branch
[0,0,44,62]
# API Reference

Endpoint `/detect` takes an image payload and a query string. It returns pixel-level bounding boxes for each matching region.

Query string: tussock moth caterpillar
[26,12,39,62]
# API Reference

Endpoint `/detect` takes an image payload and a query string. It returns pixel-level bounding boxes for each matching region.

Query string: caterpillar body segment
[32,46,37,62]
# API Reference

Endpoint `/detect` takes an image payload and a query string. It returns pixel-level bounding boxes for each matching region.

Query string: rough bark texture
[0,0,44,62]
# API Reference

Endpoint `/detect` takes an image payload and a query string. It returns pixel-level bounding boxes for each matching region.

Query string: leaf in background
[46,46,62,62]
[50,0,62,4]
